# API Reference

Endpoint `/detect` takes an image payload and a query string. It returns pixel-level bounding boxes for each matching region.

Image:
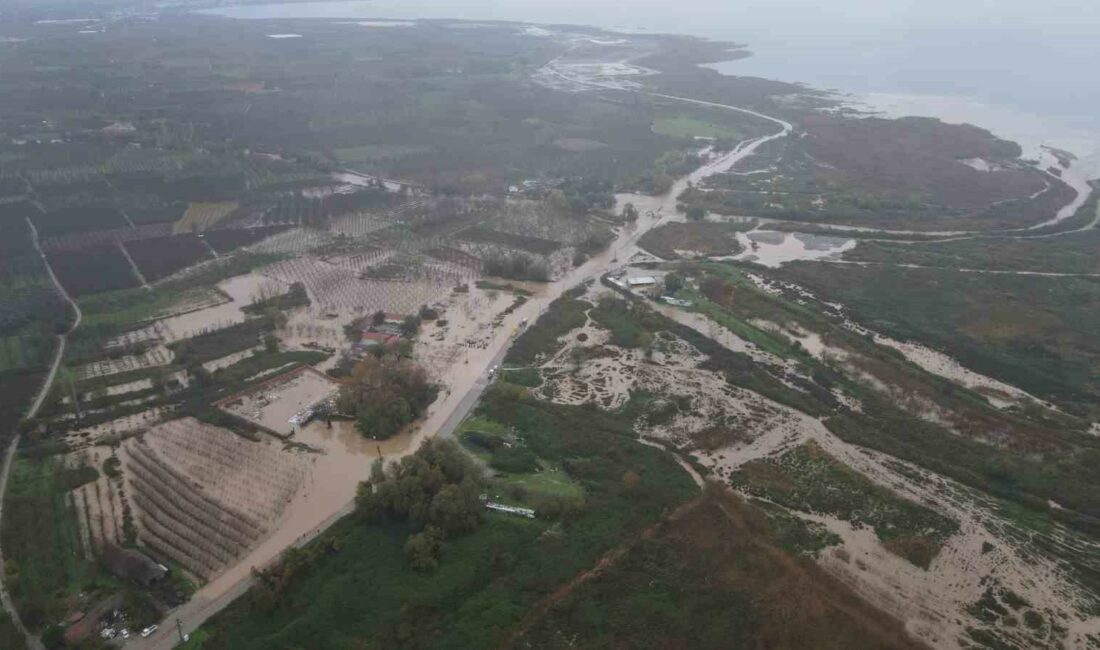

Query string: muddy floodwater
[158,273,286,341]
[728,231,855,267]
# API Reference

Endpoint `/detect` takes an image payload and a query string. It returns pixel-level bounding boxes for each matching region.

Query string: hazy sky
[256,0,1100,37]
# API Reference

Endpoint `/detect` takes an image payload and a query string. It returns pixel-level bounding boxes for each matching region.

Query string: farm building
[627,276,657,288]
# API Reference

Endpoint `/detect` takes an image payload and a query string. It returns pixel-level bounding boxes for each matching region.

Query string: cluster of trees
[554,177,615,213]
[169,315,276,366]
[244,282,310,314]
[337,355,437,440]
[630,151,706,195]
[250,534,344,612]
[356,439,484,570]
[664,272,684,294]
[483,252,550,282]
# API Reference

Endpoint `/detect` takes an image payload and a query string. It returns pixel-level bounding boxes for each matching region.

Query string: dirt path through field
[0,218,84,650]
[500,496,705,649]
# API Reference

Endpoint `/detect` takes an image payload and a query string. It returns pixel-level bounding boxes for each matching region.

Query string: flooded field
[158,273,285,342]
[729,230,856,267]
[121,418,308,579]
[75,344,174,381]
[181,417,414,607]
[220,368,340,436]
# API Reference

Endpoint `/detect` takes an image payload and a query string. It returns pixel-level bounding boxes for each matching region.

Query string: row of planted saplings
[126,448,262,580]
[149,433,304,522]
[128,441,264,538]
[127,444,262,544]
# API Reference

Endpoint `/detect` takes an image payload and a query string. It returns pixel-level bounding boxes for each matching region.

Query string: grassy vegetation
[458,412,583,501]
[844,194,1100,274]
[1,455,115,631]
[188,383,696,648]
[589,296,667,349]
[0,609,27,650]
[505,287,590,366]
[76,252,284,332]
[668,263,1100,534]
[176,202,239,234]
[750,498,841,556]
[516,486,925,649]
[651,114,749,139]
[500,367,542,387]
[169,316,274,366]
[241,282,310,315]
[0,367,47,447]
[771,262,1100,417]
[474,280,533,296]
[636,220,753,260]
[849,231,1100,274]
[730,441,959,568]
[494,465,585,501]
[602,276,836,416]
[678,115,1059,232]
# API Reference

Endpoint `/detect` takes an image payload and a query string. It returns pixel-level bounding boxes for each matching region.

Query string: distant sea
[201,0,1100,176]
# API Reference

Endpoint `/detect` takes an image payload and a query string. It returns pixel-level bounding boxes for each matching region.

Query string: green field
[769,262,1100,417]
[1,455,111,631]
[843,201,1100,274]
[0,609,27,650]
[516,487,924,650]
[651,115,748,139]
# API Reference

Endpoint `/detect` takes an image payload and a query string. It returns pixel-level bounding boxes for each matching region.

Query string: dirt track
[0,217,80,650]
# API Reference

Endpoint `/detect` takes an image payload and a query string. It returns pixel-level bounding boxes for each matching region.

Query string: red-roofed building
[361,331,399,346]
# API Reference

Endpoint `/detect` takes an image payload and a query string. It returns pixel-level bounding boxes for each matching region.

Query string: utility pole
[176,617,187,644]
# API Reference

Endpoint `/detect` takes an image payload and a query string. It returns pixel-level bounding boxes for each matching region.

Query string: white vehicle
[141,625,158,638]
[120,629,130,639]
